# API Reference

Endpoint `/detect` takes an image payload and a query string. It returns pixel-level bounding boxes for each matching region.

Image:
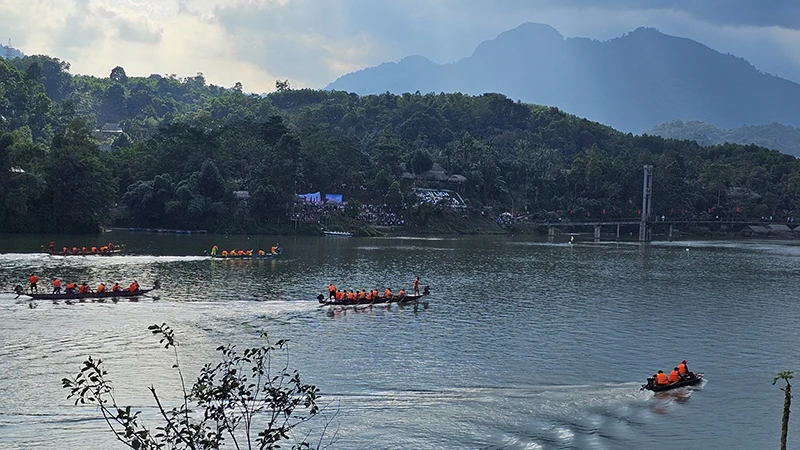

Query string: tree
[62,323,336,450]
[275,79,290,92]
[774,370,794,450]
[110,66,128,84]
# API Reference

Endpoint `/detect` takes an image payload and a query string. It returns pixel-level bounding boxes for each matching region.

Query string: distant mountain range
[327,23,800,133]
[647,120,800,157]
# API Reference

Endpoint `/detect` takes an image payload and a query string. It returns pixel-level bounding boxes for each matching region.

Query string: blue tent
[325,194,343,204]
[298,192,321,203]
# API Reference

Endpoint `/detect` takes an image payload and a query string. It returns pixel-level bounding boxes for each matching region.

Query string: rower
[211,245,218,256]
[397,288,406,298]
[112,283,122,293]
[52,278,62,294]
[96,283,106,293]
[384,288,392,299]
[79,282,90,294]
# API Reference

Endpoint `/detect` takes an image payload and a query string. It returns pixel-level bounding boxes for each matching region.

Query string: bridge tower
[639,165,653,241]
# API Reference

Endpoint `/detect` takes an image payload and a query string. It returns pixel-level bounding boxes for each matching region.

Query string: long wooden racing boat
[15,283,159,301]
[317,286,430,306]
[45,248,126,256]
[642,373,704,392]
[210,252,281,259]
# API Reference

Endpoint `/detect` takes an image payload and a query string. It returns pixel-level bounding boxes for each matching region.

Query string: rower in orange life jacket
[384,288,392,299]
[96,283,106,293]
[91,246,97,253]
[397,289,405,297]
[655,370,670,385]
[52,278,62,294]
[668,367,680,383]
[79,283,90,294]
[112,283,122,292]
[65,282,77,293]
[29,274,39,293]
[328,284,336,299]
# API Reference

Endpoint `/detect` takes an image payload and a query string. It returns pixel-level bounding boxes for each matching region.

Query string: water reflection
[0,234,798,449]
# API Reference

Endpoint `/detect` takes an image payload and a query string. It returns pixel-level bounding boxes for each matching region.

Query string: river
[0,232,799,449]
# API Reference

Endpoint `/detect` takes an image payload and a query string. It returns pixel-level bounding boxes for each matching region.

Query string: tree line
[1,54,800,234]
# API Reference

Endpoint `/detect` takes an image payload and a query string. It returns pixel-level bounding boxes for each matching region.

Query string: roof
[767,224,793,232]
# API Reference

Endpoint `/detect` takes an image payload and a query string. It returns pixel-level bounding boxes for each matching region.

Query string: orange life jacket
[398,289,405,297]
[669,370,680,383]
[335,290,343,300]
[329,284,336,293]
[29,275,38,284]
[677,363,687,375]
[656,372,669,385]
[359,291,366,299]
[79,285,89,293]
[97,284,106,292]
[113,284,122,292]
[66,283,76,290]
[91,247,97,253]
[384,289,392,298]
[53,279,61,287]
[347,292,355,300]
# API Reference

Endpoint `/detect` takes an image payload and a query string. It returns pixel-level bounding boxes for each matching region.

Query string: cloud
[1,0,800,92]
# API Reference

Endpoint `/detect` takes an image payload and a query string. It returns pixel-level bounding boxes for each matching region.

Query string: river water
[1,232,799,449]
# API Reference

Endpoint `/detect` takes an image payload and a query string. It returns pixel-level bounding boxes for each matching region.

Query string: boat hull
[210,253,280,259]
[19,287,157,301]
[643,373,704,392]
[318,290,429,306]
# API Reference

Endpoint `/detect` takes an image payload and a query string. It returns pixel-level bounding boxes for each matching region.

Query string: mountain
[0,43,23,59]
[327,23,800,133]
[647,120,800,157]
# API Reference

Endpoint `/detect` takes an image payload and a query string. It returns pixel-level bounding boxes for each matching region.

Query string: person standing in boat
[29,274,39,293]
[211,245,218,256]
[52,278,62,294]
[328,284,336,299]
[413,277,420,295]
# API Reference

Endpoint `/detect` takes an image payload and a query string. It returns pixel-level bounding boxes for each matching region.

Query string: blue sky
[1,0,798,93]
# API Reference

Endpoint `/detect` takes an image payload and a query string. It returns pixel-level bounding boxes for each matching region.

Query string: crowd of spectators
[292,201,342,224]
[292,200,405,227]
[415,189,466,208]
[357,204,405,226]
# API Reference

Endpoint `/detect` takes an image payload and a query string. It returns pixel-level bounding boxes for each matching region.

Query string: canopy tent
[298,192,322,203]
[325,194,343,204]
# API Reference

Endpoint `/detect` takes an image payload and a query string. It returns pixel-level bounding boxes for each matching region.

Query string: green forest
[1,54,799,234]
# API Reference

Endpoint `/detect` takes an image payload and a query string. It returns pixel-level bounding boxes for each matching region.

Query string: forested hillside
[1,54,799,234]
[647,120,800,157]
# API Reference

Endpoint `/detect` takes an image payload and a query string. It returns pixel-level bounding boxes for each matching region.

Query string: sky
[1,0,800,94]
